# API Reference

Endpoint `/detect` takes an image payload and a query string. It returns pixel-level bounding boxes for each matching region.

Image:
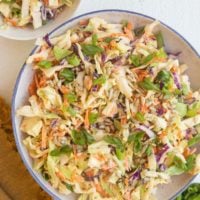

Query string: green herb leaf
[66,183,73,192]
[50,145,72,156]
[67,54,80,66]
[72,130,86,146]
[188,134,200,147]
[38,60,53,69]
[156,70,171,84]
[53,46,72,61]
[145,145,152,156]
[93,75,106,85]
[135,112,145,122]
[92,34,98,45]
[71,129,95,146]
[134,26,145,37]
[155,32,164,49]
[176,102,187,118]
[175,183,200,200]
[115,148,125,160]
[166,165,185,176]
[66,106,76,117]
[83,129,95,144]
[186,101,200,117]
[65,92,77,103]
[186,154,196,171]
[155,70,172,92]
[103,37,115,43]
[59,69,75,82]
[174,156,187,171]
[156,47,167,59]
[88,112,98,124]
[130,54,141,67]
[139,77,159,91]
[128,131,144,153]
[82,44,103,56]
[104,136,122,147]
[142,53,156,64]
[104,135,125,160]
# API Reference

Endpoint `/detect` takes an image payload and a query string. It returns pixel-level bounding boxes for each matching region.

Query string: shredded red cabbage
[101,53,107,63]
[172,72,181,89]
[156,107,165,116]
[156,144,169,162]
[130,170,141,181]
[43,34,52,47]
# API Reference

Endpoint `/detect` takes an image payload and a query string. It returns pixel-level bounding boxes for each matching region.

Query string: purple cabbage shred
[172,72,181,90]
[101,53,107,63]
[156,144,169,162]
[43,34,52,47]
[156,107,165,116]
[130,170,141,181]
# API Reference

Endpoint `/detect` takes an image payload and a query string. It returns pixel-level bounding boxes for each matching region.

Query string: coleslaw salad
[0,0,73,29]
[16,17,200,200]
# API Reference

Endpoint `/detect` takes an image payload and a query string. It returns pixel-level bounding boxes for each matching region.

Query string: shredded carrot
[56,130,66,137]
[121,116,127,125]
[34,72,47,88]
[55,171,66,181]
[95,154,106,162]
[109,40,117,48]
[41,125,47,150]
[94,183,108,197]
[85,169,94,177]
[110,33,126,38]
[133,69,148,81]
[140,103,148,113]
[76,152,88,159]
[60,85,69,94]
[71,174,84,183]
[4,18,17,26]
[43,0,48,6]
[124,178,129,186]
[84,76,93,90]
[33,57,43,62]
[184,148,190,158]
[124,27,134,40]
[153,147,158,154]
[84,109,90,129]
[159,131,167,140]
[28,78,37,96]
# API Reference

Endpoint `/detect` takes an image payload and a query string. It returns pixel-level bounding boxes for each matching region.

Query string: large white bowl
[12,10,200,200]
[0,0,80,40]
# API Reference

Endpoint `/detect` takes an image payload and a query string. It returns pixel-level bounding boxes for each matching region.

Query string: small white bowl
[0,0,80,40]
[12,10,200,200]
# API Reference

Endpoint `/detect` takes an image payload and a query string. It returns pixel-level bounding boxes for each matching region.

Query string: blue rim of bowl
[12,9,200,200]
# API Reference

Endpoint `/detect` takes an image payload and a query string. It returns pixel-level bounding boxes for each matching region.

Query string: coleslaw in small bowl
[0,0,80,40]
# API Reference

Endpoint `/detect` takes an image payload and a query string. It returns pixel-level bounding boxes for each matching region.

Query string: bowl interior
[12,10,200,200]
[0,0,80,40]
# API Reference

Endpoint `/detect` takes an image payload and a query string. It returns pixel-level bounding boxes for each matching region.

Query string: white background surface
[0,0,200,183]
